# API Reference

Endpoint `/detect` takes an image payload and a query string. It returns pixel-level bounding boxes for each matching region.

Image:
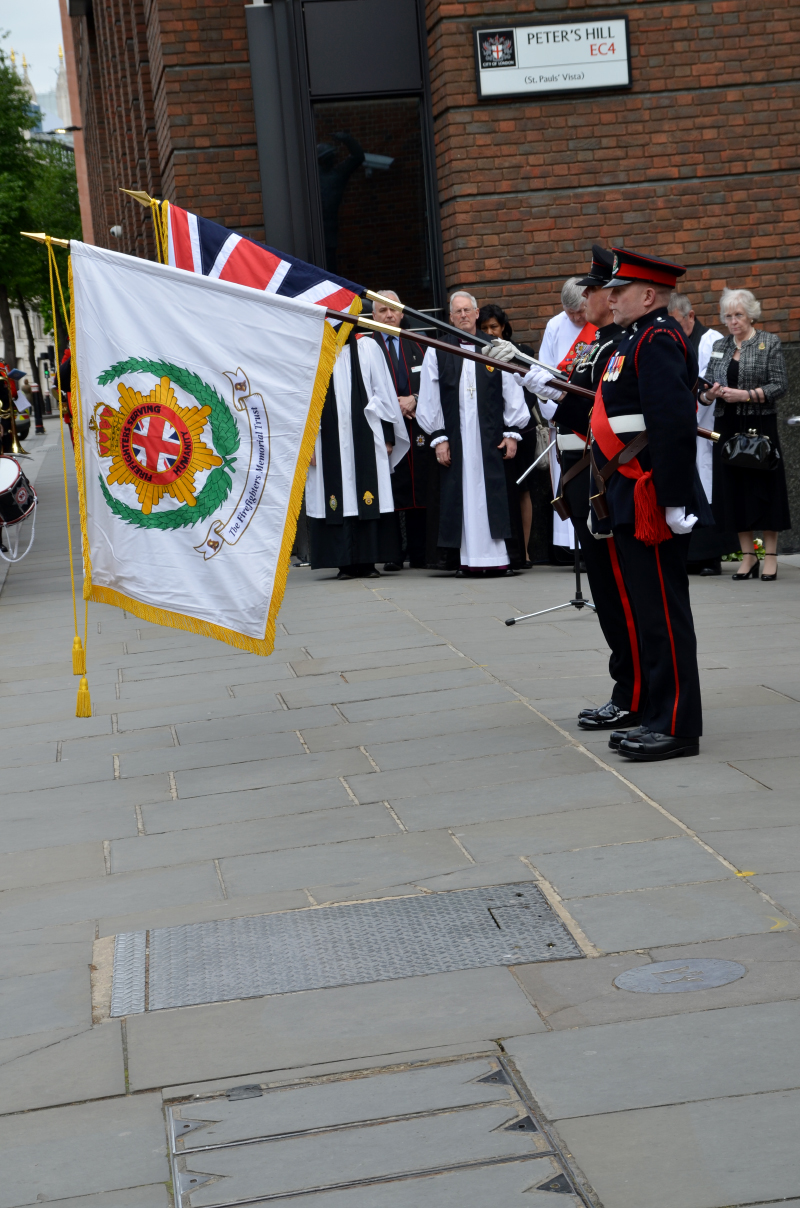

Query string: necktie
[386,336,409,395]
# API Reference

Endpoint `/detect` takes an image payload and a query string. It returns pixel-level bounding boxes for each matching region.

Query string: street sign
[474,17,631,100]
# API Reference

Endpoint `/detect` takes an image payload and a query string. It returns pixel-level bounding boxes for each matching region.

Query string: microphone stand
[505,540,595,625]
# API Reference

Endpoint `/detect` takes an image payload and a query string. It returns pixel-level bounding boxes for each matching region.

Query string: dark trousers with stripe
[574,517,643,714]
[612,530,702,737]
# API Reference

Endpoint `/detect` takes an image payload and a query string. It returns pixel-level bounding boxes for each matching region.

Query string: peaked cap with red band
[575,244,614,288]
[603,247,686,289]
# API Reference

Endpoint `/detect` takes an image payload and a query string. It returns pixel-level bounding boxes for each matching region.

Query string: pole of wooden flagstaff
[325,307,719,443]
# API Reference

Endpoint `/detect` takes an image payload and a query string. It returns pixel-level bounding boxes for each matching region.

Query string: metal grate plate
[166,1056,588,1207]
[109,929,146,1016]
[111,884,581,1015]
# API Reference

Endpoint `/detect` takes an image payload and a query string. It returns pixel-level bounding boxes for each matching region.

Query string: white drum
[0,457,35,526]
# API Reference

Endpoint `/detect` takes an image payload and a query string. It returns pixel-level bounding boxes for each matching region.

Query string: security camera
[110,225,123,237]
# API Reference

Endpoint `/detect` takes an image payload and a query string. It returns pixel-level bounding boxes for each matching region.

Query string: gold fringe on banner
[46,236,92,717]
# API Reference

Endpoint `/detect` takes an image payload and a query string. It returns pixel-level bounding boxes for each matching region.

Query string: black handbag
[720,427,780,473]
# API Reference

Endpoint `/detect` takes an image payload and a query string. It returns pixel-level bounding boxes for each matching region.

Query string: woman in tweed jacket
[700,289,790,580]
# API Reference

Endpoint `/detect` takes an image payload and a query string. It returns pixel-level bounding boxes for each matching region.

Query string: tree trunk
[0,284,17,369]
[16,295,45,432]
[53,301,69,365]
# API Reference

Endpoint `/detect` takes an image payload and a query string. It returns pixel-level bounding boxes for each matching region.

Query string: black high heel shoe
[761,555,778,582]
[732,556,759,581]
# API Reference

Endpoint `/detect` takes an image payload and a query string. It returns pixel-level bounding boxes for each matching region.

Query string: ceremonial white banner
[70,241,335,653]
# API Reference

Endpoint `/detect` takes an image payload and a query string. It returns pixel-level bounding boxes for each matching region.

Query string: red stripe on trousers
[606,536,642,712]
[654,544,680,736]
[169,206,194,271]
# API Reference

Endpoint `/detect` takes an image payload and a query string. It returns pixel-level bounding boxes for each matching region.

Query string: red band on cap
[614,262,680,286]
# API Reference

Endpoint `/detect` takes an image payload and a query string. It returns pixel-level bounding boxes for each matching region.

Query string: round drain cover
[614,958,746,994]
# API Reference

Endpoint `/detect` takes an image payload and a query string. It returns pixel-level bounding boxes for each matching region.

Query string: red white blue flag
[165,202,364,316]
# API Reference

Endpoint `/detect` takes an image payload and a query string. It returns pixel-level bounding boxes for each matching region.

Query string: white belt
[556,434,586,452]
[608,413,645,434]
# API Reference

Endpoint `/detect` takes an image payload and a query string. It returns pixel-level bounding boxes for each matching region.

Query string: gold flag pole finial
[21,231,70,249]
[119,188,154,207]
[119,189,166,262]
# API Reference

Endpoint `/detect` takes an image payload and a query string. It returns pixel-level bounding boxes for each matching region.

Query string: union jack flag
[165,203,364,315]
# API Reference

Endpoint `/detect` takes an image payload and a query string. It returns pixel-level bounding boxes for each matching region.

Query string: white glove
[665,506,698,535]
[488,338,521,363]
[521,363,565,402]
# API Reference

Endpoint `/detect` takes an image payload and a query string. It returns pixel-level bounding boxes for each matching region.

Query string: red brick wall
[70,0,264,255]
[424,0,800,345]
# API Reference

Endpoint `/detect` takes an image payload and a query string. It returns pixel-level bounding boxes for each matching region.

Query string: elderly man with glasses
[416,290,529,575]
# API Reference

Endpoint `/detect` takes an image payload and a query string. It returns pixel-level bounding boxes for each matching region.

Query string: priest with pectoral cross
[416,291,529,573]
[306,330,410,579]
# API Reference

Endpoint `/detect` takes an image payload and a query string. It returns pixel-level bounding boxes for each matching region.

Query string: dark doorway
[312,98,434,307]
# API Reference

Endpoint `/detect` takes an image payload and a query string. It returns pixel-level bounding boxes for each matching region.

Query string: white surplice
[306,337,409,519]
[417,345,528,568]
[539,310,587,550]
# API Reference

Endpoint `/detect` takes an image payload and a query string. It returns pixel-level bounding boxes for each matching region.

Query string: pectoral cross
[465,379,476,400]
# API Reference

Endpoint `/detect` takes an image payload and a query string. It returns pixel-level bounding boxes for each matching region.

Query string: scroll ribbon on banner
[195,368,271,560]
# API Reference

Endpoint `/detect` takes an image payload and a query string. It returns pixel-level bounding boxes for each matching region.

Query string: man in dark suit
[368,292,429,570]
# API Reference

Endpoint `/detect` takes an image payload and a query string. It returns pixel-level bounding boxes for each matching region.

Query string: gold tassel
[76,676,92,717]
[72,635,86,674]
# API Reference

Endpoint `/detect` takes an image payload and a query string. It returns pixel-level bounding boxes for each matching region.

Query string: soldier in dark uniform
[369,292,429,570]
[490,246,643,732]
[590,248,704,761]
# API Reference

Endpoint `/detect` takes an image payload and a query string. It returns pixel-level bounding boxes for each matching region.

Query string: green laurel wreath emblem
[95,358,240,530]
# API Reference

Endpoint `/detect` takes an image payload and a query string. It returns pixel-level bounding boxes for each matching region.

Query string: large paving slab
[125,967,545,1090]
[2,433,799,1203]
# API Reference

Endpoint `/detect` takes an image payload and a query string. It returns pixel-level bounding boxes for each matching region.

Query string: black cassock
[417,337,528,567]
[306,333,407,572]
[365,331,431,566]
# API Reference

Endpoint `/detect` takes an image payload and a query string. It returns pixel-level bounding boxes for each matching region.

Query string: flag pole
[326,308,720,443]
[364,290,564,374]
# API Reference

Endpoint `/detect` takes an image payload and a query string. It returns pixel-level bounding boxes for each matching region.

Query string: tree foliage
[0,45,82,360]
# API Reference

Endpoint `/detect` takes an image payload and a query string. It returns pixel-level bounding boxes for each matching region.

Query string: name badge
[411,366,422,373]
[709,351,723,358]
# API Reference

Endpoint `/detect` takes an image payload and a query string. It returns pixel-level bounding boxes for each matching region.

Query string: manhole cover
[111,883,582,1014]
[167,1056,587,1206]
[614,958,746,994]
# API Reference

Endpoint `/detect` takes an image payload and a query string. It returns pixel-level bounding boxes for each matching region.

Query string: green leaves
[0,50,81,331]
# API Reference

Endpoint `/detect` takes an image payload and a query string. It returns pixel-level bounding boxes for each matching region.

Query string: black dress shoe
[383,562,403,572]
[617,732,699,761]
[578,701,640,731]
[609,725,646,751]
[700,564,721,576]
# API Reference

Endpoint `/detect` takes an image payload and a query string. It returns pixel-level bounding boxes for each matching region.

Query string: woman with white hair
[701,289,789,580]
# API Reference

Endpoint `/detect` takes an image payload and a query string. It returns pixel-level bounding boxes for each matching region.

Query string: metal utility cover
[112,883,581,1015]
[167,1056,586,1207]
[614,958,746,994]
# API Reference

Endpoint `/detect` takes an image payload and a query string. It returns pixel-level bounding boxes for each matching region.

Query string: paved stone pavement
[3,431,800,1208]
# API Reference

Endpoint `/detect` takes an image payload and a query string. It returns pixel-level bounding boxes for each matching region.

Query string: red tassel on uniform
[633,471,673,546]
